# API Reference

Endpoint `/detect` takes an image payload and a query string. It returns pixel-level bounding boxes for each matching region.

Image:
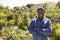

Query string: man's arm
[28,20,38,35]
[38,20,52,36]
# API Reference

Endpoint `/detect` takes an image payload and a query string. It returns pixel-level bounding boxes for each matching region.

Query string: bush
[0,12,7,19]
[0,19,6,27]
[53,23,60,40]
[8,20,15,25]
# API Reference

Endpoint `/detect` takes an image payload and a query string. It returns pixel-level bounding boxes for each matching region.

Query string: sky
[0,0,59,8]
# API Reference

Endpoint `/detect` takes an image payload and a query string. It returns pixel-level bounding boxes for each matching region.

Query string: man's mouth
[40,15,42,17]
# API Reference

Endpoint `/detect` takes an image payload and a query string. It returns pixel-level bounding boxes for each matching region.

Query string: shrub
[8,20,15,25]
[53,23,60,40]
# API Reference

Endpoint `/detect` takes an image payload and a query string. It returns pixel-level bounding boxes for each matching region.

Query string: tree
[57,1,60,8]
[14,6,21,11]
[43,3,49,10]
[26,4,33,8]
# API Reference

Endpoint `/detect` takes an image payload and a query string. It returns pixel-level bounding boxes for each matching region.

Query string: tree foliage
[26,4,33,8]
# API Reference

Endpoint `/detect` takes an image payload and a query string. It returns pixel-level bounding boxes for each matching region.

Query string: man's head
[37,7,45,19]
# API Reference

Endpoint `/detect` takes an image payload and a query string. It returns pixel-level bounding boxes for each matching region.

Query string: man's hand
[33,27,38,32]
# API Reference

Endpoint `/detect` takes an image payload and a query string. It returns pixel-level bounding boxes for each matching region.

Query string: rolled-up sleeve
[38,20,52,36]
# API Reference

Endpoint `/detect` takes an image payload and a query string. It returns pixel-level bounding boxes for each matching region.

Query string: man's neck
[38,17,44,20]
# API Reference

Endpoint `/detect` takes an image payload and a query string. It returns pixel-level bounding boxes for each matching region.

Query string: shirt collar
[37,17,46,22]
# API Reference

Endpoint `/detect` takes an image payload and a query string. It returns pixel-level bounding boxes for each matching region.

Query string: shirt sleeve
[38,20,52,36]
[28,20,38,35]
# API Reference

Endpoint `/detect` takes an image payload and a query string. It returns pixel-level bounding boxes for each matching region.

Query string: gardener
[28,7,52,40]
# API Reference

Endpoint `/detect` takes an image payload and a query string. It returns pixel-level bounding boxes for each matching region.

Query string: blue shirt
[28,17,52,40]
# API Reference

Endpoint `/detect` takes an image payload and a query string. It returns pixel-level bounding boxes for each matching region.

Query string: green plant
[53,23,60,40]
[8,20,15,25]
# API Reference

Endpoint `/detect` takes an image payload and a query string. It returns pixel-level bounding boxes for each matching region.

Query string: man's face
[37,10,45,19]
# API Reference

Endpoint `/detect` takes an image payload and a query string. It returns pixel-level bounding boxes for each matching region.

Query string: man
[28,7,52,40]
